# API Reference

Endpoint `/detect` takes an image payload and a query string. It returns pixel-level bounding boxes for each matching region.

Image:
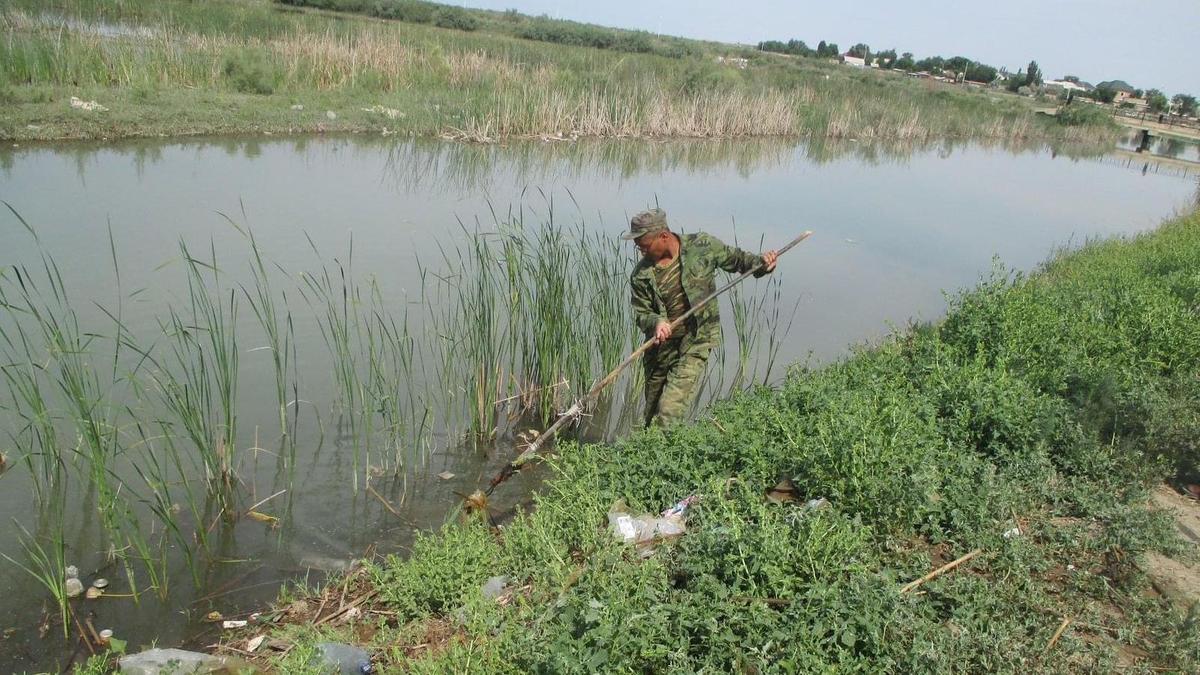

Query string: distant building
[1043,79,1089,93]
[840,53,866,68]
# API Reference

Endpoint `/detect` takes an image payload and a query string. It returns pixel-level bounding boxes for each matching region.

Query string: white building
[1043,79,1088,93]
[841,54,866,68]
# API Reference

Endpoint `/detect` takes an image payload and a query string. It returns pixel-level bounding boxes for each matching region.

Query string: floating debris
[64,578,84,599]
[206,611,223,622]
[246,511,279,527]
[437,471,455,481]
[92,578,109,589]
[222,619,248,629]
[98,629,113,645]
[85,586,104,600]
[247,635,266,652]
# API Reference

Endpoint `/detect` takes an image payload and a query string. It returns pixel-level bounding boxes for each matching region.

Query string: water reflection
[3,133,1127,196]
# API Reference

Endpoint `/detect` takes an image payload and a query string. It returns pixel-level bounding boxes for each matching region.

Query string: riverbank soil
[1144,486,1200,609]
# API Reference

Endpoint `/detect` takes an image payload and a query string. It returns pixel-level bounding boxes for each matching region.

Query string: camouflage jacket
[630,232,769,340]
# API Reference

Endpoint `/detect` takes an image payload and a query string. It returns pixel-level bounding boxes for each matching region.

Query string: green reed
[1,201,793,626]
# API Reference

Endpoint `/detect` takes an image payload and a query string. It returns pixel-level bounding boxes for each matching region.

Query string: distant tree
[847,43,870,60]
[827,42,839,57]
[1172,93,1197,116]
[786,39,813,56]
[894,52,915,70]
[1063,74,1081,83]
[1006,69,1025,92]
[915,56,945,73]
[759,39,813,57]
[1133,89,1144,98]
[1025,60,1042,87]
[946,56,971,75]
[873,48,897,67]
[1093,85,1117,103]
[1145,89,1169,113]
[816,40,829,57]
[965,63,998,83]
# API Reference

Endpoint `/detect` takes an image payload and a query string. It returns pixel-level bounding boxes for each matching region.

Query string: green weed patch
[252,208,1200,672]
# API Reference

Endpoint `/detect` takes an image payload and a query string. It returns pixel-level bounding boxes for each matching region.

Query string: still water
[0,134,1195,671]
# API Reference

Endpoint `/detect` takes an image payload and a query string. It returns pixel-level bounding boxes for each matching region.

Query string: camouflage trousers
[642,329,719,428]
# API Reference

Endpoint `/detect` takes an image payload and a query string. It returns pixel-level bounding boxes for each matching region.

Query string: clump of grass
[222,47,280,95]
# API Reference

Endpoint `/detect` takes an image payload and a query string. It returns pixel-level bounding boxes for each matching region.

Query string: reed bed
[0,202,789,637]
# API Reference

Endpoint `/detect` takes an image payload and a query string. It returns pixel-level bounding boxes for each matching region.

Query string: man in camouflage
[624,209,778,427]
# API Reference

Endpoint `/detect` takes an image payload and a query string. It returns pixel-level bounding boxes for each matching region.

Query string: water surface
[0,134,1195,672]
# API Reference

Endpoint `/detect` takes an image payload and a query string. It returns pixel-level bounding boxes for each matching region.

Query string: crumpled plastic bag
[608,496,696,554]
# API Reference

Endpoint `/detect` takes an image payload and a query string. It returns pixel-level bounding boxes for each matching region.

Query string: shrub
[221,49,279,95]
[371,0,436,23]
[433,6,478,31]
[1055,102,1116,127]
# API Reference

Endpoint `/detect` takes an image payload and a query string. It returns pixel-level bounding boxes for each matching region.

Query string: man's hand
[761,250,778,273]
[654,321,673,344]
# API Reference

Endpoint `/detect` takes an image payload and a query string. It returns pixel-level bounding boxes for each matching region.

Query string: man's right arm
[631,277,664,337]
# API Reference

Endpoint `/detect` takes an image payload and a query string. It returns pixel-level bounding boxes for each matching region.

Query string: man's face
[634,231,669,260]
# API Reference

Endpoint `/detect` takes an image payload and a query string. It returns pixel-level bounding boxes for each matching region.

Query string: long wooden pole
[484,230,813,496]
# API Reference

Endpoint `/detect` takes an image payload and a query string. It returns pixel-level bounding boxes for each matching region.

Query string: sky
[457,0,1199,96]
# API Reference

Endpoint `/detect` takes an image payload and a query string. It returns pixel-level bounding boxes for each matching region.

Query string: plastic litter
[65,578,84,599]
[222,620,248,629]
[92,577,109,589]
[311,642,372,675]
[119,648,259,674]
[608,496,695,555]
[481,575,509,600]
[805,497,830,511]
[86,586,104,600]
[70,96,108,112]
[1002,527,1021,539]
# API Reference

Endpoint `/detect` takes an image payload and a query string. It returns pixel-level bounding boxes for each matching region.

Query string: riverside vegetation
[1,0,1117,143]
[0,198,789,668]
[188,203,1200,673]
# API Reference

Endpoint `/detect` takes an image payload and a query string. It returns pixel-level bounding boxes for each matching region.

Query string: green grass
[0,0,1117,143]
[247,206,1200,672]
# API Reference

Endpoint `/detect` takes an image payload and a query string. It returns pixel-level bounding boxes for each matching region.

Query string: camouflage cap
[621,209,668,240]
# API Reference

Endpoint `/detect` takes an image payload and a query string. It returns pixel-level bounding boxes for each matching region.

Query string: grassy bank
[1,0,1117,143]
[183,204,1200,673]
